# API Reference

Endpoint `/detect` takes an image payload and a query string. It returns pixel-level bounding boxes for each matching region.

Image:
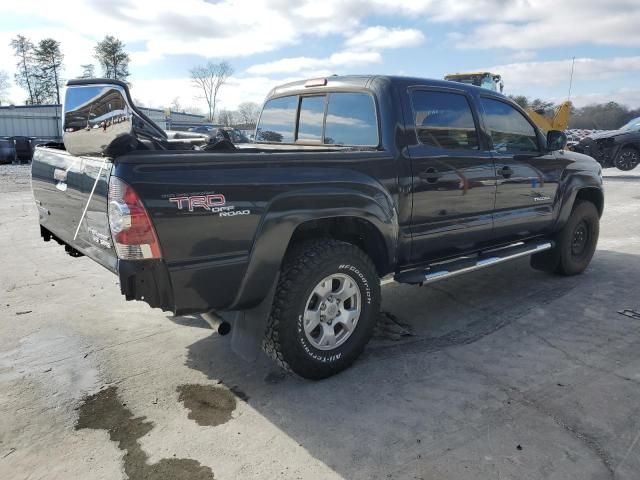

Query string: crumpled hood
[581,129,625,142]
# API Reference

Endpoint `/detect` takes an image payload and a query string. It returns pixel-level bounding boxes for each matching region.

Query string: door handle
[421,168,443,183]
[499,166,514,178]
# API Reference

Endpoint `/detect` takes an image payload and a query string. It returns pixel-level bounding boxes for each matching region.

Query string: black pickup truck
[32,76,603,379]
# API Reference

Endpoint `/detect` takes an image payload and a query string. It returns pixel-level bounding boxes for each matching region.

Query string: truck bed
[31,145,397,314]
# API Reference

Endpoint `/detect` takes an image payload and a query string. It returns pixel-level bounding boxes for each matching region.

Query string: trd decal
[168,193,250,217]
[169,194,226,212]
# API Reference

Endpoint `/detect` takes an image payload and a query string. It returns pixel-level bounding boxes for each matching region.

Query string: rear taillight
[108,176,162,260]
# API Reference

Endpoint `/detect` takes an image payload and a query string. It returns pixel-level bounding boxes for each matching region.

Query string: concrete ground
[1,164,639,480]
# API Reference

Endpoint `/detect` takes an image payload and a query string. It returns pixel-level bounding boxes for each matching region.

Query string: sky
[2,0,640,113]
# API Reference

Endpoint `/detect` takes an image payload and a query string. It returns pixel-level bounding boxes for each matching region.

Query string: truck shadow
[184,249,640,479]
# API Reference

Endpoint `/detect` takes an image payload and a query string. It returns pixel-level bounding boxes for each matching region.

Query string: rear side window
[480,97,539,153]
[298,95,326,142]
[324,93,378,146]
[256,96,298,143]
[411,90,479,150]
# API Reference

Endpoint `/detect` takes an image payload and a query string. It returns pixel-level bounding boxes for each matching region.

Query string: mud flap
[222,278,279,362]
[530,244,561,273]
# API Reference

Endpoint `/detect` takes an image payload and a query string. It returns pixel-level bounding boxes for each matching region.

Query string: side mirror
[546,130,567,151]
[63,79,166,157]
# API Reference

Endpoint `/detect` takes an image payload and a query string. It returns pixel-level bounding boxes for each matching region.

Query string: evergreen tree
[94,36,130,81]
[34,38,64,104]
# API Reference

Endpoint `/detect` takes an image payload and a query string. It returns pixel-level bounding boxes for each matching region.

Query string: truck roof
[267,74,503,99]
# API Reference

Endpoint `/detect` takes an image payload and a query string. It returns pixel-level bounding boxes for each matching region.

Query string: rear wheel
[263,239,380,379]
[531,200,599,275]
[614,146,639,171]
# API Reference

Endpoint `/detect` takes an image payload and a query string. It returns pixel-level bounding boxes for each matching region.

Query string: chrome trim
[419,241,553,284]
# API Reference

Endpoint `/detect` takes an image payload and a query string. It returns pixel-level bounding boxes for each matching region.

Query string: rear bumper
[41,225,243,315]
[118,260,175,312]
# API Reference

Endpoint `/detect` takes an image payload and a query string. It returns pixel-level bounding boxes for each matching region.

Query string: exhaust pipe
[201,312,232,336]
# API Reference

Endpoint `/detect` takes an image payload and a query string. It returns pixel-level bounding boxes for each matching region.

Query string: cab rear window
[256,92,378,146]
[255,96,297,143]
[298,95,325,142]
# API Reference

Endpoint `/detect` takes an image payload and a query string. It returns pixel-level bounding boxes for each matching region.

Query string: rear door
[406,88,497,263]
[479,96,564,242]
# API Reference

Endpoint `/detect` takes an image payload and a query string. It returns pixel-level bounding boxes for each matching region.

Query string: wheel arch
[285,216,391,276]
[556,182,604,232]
[575,187,604,217]
[620,142,639,153]
[228,188,398,310]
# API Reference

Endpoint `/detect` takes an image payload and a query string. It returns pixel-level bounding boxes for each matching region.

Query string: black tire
[614,146,639,171]
[263,239,380,379]
[530,200,599,275]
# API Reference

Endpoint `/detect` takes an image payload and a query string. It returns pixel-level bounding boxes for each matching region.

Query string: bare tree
[185,105,205,116]
[170,96,182,112]
[570,101,640,130]
[94,36,130,81]
[0,71,10,105]
[190,61,233,121]
[237,101,260,125]
[34,38,64,104]
[218,109,236,127]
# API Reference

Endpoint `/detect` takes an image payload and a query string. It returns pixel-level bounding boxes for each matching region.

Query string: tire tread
[263,238,379,378]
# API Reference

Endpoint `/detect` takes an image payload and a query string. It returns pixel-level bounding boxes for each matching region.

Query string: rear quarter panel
[113,150,399,314]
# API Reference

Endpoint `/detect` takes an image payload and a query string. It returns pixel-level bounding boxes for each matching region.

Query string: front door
[407,88,497,264]
[479,97,564,243]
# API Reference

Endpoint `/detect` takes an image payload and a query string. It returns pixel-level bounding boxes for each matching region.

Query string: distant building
[0,104,206,141]
[0,105,62,142]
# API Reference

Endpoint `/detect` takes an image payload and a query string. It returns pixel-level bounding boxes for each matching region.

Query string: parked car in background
[222,127,250,143]
[571,116,640,171]
[0,138,17,164]
[10,136,34,163]
[188,125,219,134]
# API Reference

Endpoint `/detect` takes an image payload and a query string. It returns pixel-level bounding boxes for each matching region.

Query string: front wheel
[615,146,639,171]
[263,239,380,379]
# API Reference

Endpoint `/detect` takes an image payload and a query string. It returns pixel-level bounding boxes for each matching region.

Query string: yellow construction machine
[444,71,571,132]
[524,102,571,132]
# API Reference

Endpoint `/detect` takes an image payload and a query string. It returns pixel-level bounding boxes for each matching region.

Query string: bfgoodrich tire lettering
[263,239,380,379]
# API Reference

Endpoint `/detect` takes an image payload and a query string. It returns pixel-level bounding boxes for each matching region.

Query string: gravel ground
[0,164,31,194]
[1,163,640,480]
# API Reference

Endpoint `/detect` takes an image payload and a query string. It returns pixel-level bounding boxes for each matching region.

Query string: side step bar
[394,240,553,285]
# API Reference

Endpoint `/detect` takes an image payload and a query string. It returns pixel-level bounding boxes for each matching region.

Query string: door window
[480,98,539,153]
[411,90,479,150]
